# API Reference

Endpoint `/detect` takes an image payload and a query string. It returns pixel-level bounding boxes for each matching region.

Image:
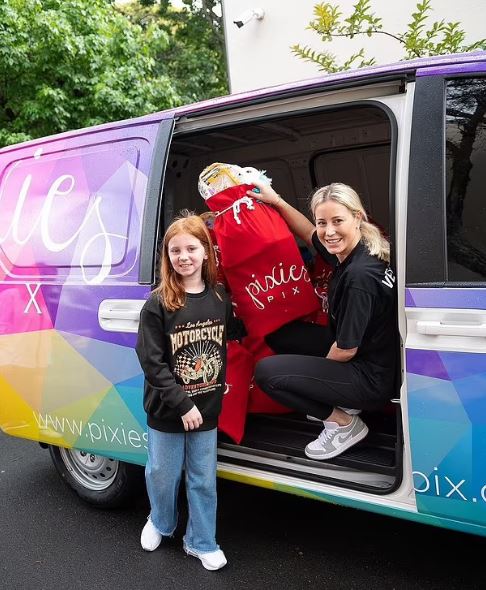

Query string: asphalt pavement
[1,431,485,590]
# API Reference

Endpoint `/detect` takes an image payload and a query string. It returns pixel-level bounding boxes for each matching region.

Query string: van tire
[49,445,144,508]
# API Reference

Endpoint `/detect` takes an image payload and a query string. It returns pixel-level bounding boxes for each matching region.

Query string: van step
[219,413,399,477]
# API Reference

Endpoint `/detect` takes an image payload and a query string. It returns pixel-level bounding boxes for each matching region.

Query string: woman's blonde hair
[154,210,218,311]
[309,183,390,263]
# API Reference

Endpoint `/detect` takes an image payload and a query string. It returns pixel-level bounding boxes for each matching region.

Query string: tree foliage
[0,0,228,148]
[121,0,228,105]
[292,0,486,73]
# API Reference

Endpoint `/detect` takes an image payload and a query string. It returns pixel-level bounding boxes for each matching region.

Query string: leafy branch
[293,0,486,72]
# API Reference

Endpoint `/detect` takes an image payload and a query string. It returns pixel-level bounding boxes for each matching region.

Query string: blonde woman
[249,182,398,460]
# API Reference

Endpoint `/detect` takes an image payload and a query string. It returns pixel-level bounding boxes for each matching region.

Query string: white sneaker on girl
[184,546,227,570]
[141,518,162,551]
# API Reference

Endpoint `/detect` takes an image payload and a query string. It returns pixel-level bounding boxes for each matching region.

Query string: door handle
[99,309,140,321]
[416,320,486,337]
[98,299,146,333]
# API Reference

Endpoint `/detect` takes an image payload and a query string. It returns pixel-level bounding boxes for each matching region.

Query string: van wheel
[49,446,144,508]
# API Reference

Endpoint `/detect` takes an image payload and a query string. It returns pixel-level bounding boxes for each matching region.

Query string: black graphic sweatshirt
[136,284,240,433]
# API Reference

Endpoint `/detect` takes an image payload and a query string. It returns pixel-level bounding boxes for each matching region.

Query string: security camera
[233,8,265,28]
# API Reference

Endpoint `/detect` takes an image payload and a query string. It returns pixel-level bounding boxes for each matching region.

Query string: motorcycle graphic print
[174,341,223,396]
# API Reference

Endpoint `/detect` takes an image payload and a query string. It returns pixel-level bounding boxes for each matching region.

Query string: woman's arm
[247,181,315,247]
[326,342,358,362]
[330,286,375,363]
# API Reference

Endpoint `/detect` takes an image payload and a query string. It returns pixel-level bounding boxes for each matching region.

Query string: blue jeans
[145,426,219,554]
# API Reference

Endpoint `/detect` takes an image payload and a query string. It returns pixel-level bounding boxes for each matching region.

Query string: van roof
[173,50,486,118]
[2,51,485,151]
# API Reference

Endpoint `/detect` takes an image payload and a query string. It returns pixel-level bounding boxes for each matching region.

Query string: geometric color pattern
[0,121,165,465]
[406,287,486,530]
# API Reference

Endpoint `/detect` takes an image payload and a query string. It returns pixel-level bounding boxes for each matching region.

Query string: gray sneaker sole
[304,424,369,460]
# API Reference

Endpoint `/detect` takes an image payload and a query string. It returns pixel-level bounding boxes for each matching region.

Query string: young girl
[136,211,234,571]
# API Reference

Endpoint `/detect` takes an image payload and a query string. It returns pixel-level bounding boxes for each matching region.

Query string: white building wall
[222,0,486,93]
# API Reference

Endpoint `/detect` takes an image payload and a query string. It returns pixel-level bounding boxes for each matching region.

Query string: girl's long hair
[309,183,390,263]
[154,210,218,311]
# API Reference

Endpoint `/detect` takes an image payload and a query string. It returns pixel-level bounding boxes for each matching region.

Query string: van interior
[160,102,402,494]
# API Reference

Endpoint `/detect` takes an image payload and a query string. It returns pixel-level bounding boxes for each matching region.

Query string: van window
[446,77,486,282]
[0,142,139,280]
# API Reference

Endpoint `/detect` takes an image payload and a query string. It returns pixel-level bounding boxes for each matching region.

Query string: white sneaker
[141,518,162,551]
[305,415,369,460]
[184,546,227,571]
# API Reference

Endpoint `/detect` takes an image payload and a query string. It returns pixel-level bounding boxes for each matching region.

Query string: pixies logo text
[244,262,311,310]
[0,148,129,285]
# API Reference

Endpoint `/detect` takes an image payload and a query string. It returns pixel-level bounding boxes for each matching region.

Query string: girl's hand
[181,406,203,431]
[246,180,283,206]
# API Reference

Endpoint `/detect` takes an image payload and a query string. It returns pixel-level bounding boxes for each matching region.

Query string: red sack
[218,341,254,444]
[242,334,292,415]
[206,184,320,338]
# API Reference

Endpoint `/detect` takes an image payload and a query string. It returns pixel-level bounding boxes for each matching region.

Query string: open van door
[406,70,486,530]
[0,116,174,503]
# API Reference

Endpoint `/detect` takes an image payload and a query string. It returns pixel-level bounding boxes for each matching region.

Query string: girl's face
[315,201,361,262]
[167,232,207,283]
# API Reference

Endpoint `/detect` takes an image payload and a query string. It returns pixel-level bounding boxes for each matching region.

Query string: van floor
[218,409,401,493]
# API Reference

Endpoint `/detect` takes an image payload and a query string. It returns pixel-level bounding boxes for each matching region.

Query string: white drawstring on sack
[214,196,255,225]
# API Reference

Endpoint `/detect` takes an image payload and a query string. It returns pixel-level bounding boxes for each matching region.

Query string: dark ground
[1,431,485,590]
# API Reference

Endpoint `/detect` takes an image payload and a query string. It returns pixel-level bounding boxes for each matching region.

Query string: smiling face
[167,232,207,284]
[315,200,362,262]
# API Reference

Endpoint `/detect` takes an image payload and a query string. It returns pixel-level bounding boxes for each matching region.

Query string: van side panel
[406,289,486,528]
[0,120,173,465]
[406,68,486,533]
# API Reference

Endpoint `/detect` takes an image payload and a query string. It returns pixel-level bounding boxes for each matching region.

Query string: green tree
[123,0,228,104]
[0,0,180,147]
[292,0,486,73]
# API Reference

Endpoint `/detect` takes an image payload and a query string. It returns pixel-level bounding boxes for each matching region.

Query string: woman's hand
[181,406,203,431]
[326,342,358,362]
[246,180,283,207]
[247,179,314,246]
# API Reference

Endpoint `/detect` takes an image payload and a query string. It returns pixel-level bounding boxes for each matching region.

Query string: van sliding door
[406,70,486,529]
[0,116,174,466]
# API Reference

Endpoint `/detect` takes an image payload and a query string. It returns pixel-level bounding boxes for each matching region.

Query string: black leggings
[255,321,383,420]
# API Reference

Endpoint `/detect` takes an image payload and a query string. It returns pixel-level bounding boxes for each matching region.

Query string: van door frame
[139,118,175,285]
[168,91,406,495]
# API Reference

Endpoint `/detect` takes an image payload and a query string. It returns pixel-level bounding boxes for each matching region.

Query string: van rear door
[0,117,174,465]
[406,68,486,529]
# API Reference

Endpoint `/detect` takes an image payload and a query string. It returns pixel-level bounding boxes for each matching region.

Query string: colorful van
[1,51,486,537]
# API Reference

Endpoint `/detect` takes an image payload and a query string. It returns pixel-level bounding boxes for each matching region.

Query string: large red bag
[242,334,292,414]
[218,341,254,444]
[205,184,320,338]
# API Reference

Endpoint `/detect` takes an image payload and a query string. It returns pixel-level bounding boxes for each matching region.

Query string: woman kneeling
[249,182,399,460]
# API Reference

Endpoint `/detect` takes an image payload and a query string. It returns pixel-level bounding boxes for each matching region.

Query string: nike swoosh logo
[334,433,351,445]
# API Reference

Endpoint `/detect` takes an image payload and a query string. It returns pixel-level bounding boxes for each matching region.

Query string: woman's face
[315,200,361,262]
[167,232,207,282]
